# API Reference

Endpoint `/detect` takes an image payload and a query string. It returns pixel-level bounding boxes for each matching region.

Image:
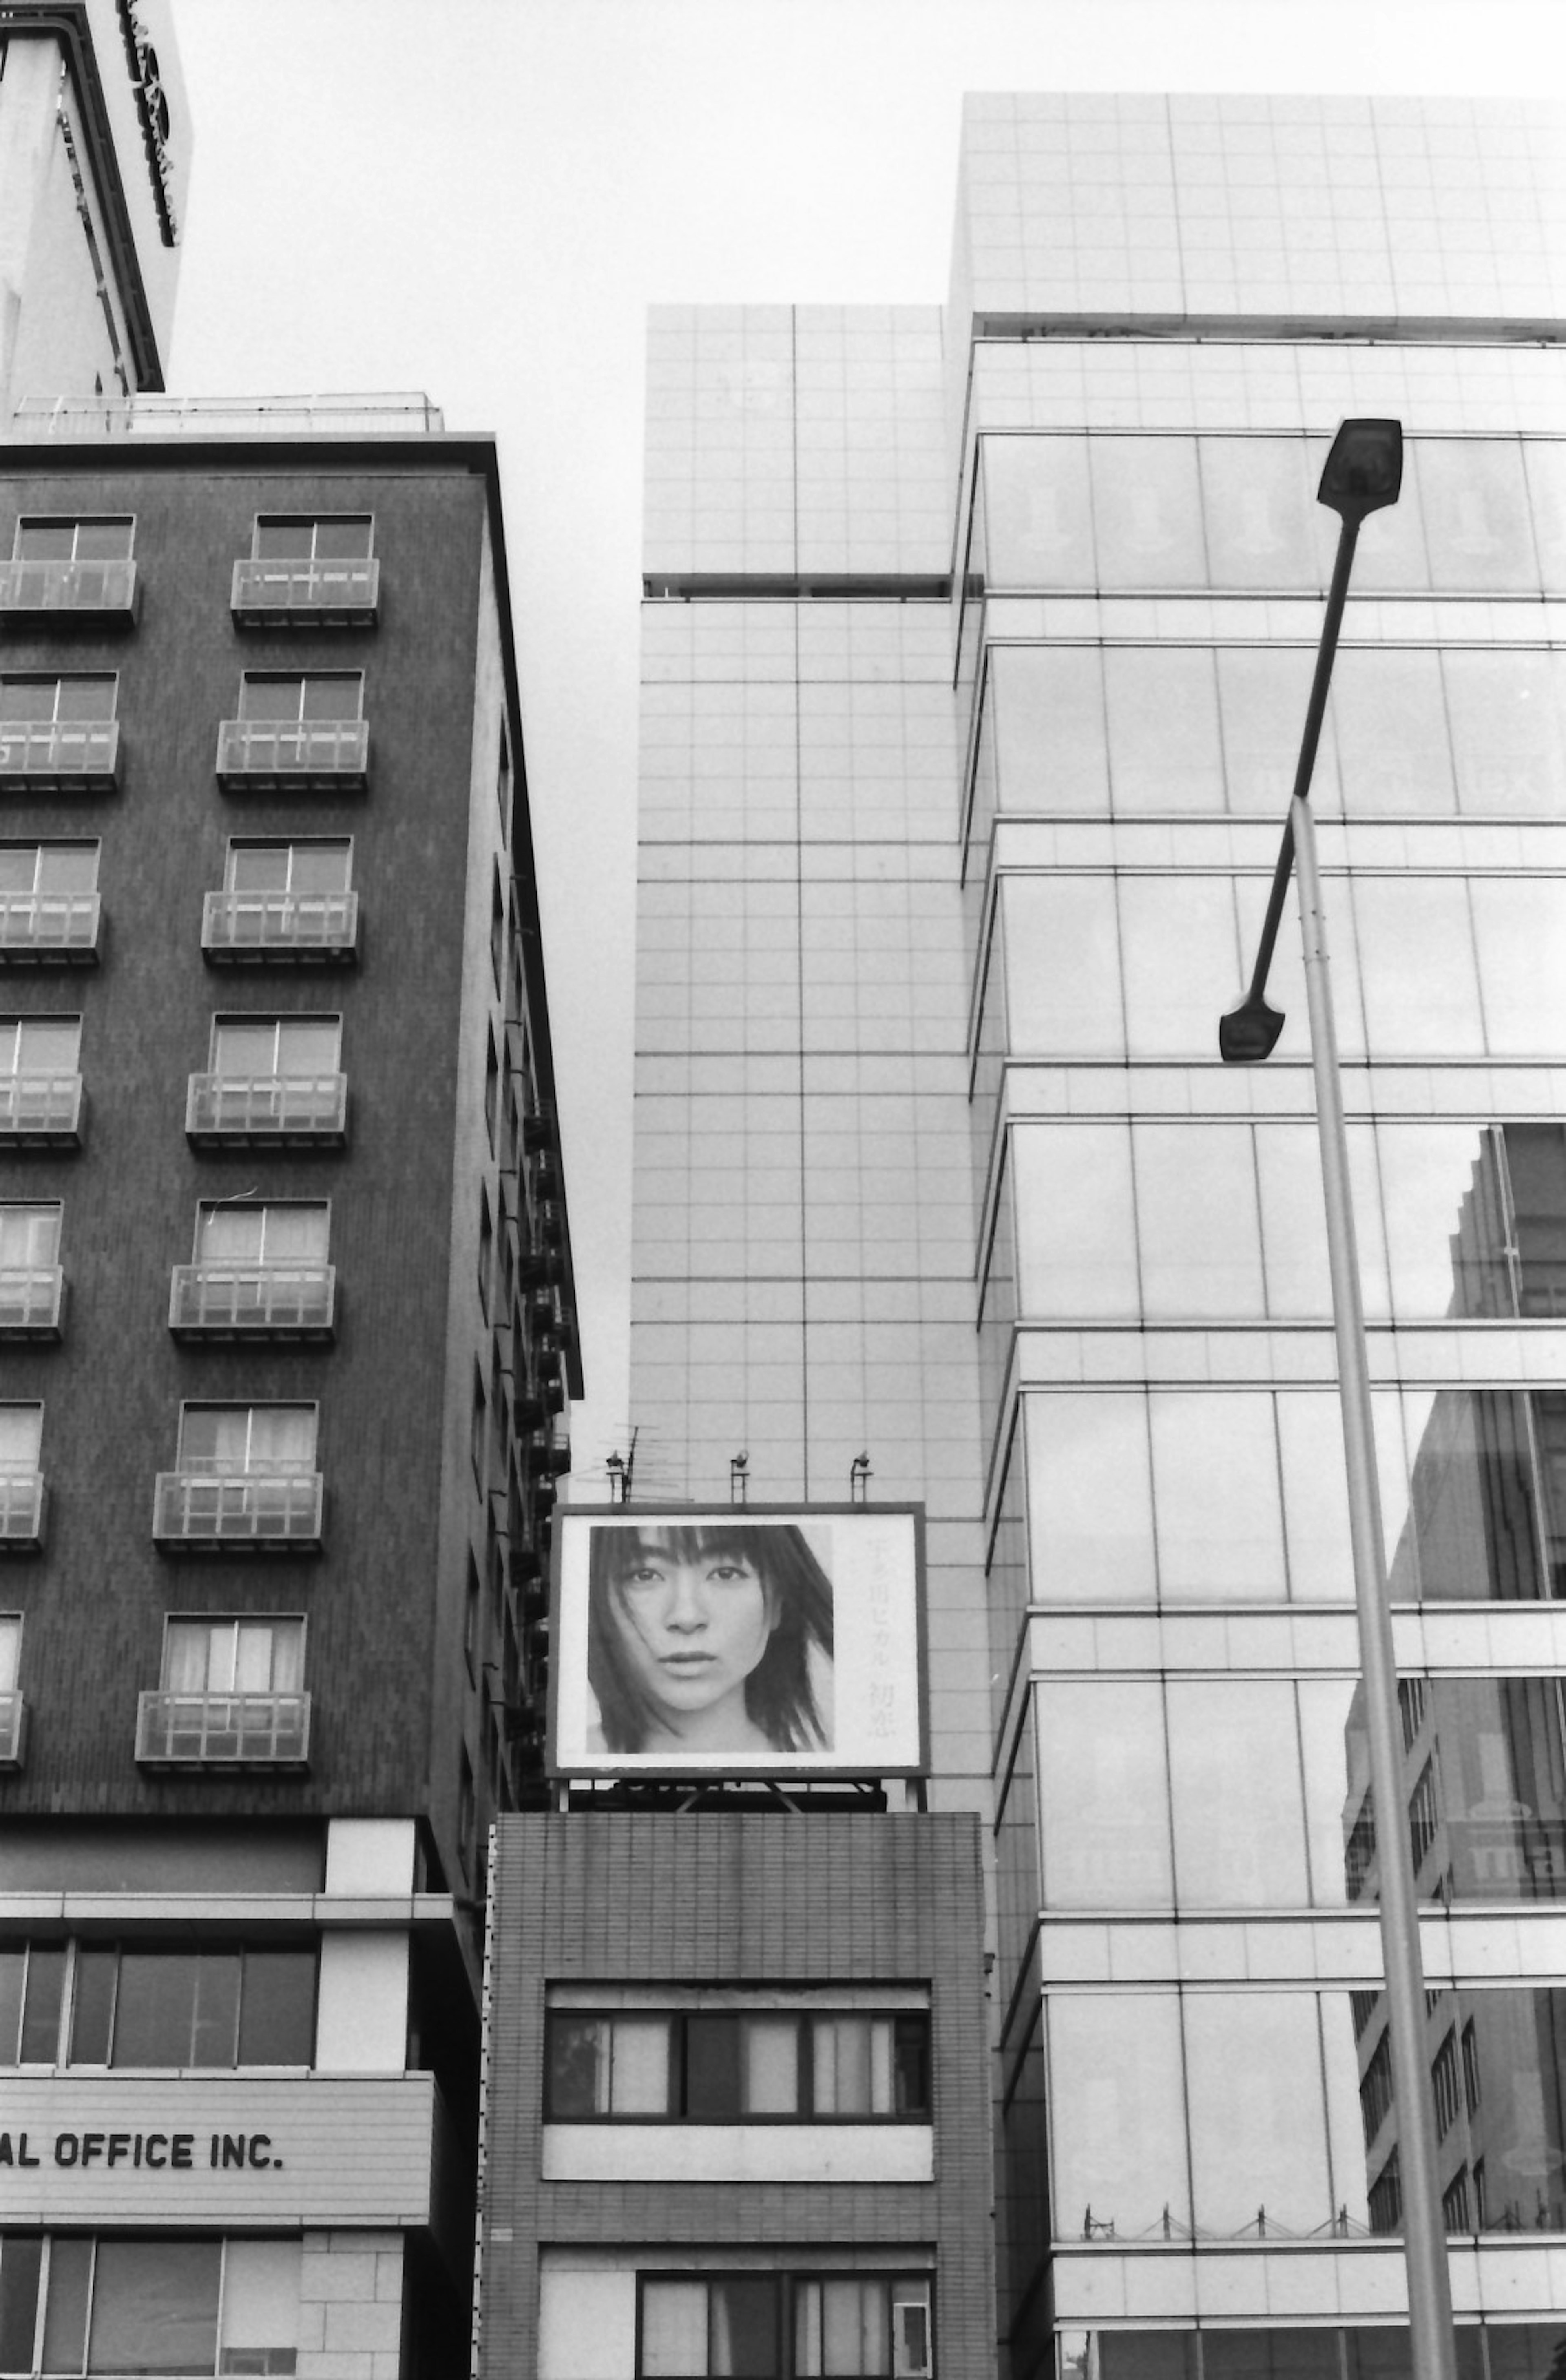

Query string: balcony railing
[0,1471,46,1549]
[0,1074,83,1144]
[0,1691,24,1768]
[215,719,368,792]
[13,392,443,438]
[0,1266,64,1338]
[231,556,380,627]
[152,1467,324,1550]
[0,557,138,622]
[168,1263,335,1340]
[0,891,102,962]
[0,721,118,791]
[201,889,358,964]
[185,1072,346,1148]
[135,1690,311,1767]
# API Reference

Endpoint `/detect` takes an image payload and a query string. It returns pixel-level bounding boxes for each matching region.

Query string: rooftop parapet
[7,393,445,440]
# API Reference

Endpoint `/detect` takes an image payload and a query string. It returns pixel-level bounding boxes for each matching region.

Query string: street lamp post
[1219,420,1459,2380]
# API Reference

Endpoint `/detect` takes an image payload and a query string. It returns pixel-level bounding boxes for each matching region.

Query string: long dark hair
[587,1521,834,1755]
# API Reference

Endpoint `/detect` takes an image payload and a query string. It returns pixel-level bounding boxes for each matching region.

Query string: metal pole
[1291,794,1458,2380]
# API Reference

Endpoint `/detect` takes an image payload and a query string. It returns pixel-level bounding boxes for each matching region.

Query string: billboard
[548,1505,926,1779]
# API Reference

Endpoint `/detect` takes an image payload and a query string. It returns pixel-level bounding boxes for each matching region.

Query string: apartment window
[1432,2028,1461,2140]
[253,516,372,562]
[0,674,117,724]
[195,1200,329,1270]
[1368,2146,1402,2235]
[178,1405,317,1478]
[1409,1760,1440,1876]
[0,1201,61,1269]
[210,1014,341,1077]
[1359,2033,1393,2149]
[227,838,352,896]
[237,673,362,725]
[0,2235,300,2375]
[155,1405,322,1549]
[0,842,100,955]
[1442,2167,1472,2234]
[0,1939,64,2063]
[0,1401,43,1472]
[2,1015,80,1075]
[546,2007,931,2121]
[164,1617,305,1696]
[13,518,134,562]
[190,1016,345,1146]
[1,1019,81,1154]
[69,1943,316,2068]
[174,1202,332,1340]
[637,2273,933,2378]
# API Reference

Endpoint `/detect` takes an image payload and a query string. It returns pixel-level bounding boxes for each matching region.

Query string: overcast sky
[167,0,1565,1482]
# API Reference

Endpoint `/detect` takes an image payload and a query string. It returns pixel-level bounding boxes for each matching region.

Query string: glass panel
[253,521,314,560]
[1392,1387,1566,1603]
[547,2015,606,2116]
[212,1020,281,1073]
[993,646,1109,813]
[70,1948,117,2063]
[283,840,351,893]
[1168,1680,1309,1906]
[1013,1127,1139,1318]
[1217,646,1337,814]
[226,845,291,893]
[87,2238,221,2373]
[0,1407,43,1465]
[1376,1124,1511,1321]
[299,676,361,723]
[258,1205,330,1263]
[310,517,373,560]
[0,680,60,722]
[1205,2336,1340,2380]
[1419,438,1538,593]
[1471,880,1566,1057]
[1200,437,1322,588]
[1149,1392,1284,1600]
[641,2281,708,2376]
[177,1409,250,1470]
[246,1408,315,1467]
[275,1018,340,1072]
[1485,2326,1566,2380]
[814,2016,875,2114]
[163,1624,219,1693]
[1104,648,1223,810]
[1036,1682,1172,1909]
[1278,1393,1354,1601]
[1351,455,1431,591]
[610,2015,670,2114]
[709,2276,777,2377]
[72,520,133,562]
[0,1949,22,2061]
[0,849,36,891]
[40,2235,92,2374]
[0,1616,17,1692]
[1047,1993,1190,2238]
[815,2278,887,2376]
[0,2235,43,2373]
[0,1205,60,1265]
[1298,1677,1366,1904]
[17,1019,80,1070]
[1117,877,1241,1059]
[112,1953,196,2065]
[1353,879,1483,1057]
[982,438,1094,587]
[15,521,75,560]
[190,1954,242,2064]
[52,676,115,721]
[1446,650,1566,816]
[685,2014,743,2118]
[1330,649,1454,812]
[1090,437,1207,589]
[1185,1993,1333,2236]
[34,846,97,891]
[18,1945,62,2061]
[199,1206,266,1264]
[743,2016,799,2114]
[1523,442,1566,591]
[1002,877,1123,1056]
[1026,1392,1156,1604]
[219,2241,301,2361]
[1132,1124,1265,1318]
[238,679,305,721]
[1419,1678,1566,1902]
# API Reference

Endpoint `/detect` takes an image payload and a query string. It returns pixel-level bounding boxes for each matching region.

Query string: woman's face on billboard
[606,1531,778,1747]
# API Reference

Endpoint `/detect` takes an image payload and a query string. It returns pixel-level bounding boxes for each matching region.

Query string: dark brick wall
[0,455,501,1834]
[480,1811,995,2379]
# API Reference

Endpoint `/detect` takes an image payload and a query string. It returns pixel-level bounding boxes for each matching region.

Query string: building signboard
[0,2074,438,2226]
[548,1503,927,1778]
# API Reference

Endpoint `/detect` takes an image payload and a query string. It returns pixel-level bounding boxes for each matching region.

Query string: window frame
[0,672,118,723]
[13,516,135,563]
[63,1938,318,2072]
[223,836,354,896]
[159,1612,308,1693]
[236,670,364,726]
[0,1199,62,1267]
[173,1401,320,1475]
[0,840,100,896]
[208,1013,343,1077]
[190,1198,331,1268]
[251,513,374,563]
[0,2233,302,2375]
[633,2268,936,2380]
[545,2002,933,2125]
[0,1014,82,1075]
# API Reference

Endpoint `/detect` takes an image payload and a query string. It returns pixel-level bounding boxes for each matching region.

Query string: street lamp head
[1318,419,1402,524]
[1219,993,1285,1064]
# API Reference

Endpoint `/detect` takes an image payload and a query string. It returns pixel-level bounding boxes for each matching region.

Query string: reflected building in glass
[626,92,1566,2380]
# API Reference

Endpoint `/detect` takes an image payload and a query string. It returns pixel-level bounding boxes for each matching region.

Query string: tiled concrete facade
[626,91,1566,2380]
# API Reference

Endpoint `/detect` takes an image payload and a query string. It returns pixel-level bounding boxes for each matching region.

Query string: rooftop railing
[11,393,444,438]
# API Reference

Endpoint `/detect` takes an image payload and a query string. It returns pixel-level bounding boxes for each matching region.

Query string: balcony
[185,1072,346,1148]
[0,1691,24,1768]
[0,557,138,624]
[169,1262,335,1340]
[0,721,118,792]
[0,891,102,964]
[215,719,368,792]
[0,1471,46,1550]
[152,1467,324,1550]
[0,1265,64,1338]
[0,1073,83,1145]
[135,1689,311,1767]
[231,556,380,628]
[201,889,358,966]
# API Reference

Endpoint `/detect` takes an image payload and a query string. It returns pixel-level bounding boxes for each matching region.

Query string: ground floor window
[0,2235,298,2374]
[638,2272,932,2378]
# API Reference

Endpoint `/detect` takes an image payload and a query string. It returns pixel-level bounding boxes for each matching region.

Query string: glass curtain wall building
[631,95,1566,2380]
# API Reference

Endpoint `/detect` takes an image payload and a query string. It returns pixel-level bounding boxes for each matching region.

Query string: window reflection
[1060,2330,1506,2380]
[1343,1679,1566,1907]
[1088,438,1208,590]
